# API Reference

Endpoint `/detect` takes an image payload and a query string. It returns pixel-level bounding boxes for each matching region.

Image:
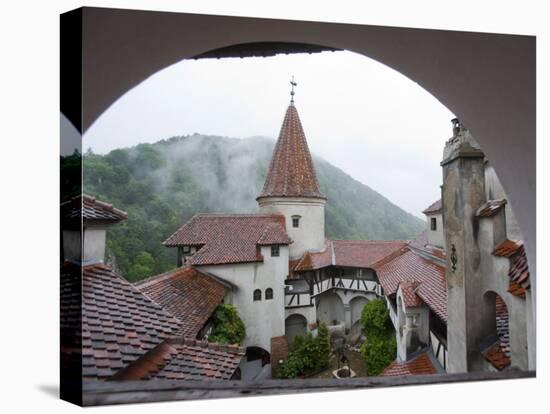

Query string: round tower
[257,83,326,259]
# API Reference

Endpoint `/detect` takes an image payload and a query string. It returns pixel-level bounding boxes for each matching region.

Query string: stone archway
[62,8,536,368]
[349,296,369,332]
[67,10,535,312]
[317,291,345,326]
[285,314,308,346]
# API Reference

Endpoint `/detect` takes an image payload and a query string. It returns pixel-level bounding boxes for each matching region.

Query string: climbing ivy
[207,304,246,345]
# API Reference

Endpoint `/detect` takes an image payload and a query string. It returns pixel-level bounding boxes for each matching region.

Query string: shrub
[360,299,393,337]
[359,299,396,375]
[207,304,245,345]
[277,322,331,379]
[360,334,396,376]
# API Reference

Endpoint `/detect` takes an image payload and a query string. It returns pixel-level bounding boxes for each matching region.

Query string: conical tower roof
[258,104,326,200]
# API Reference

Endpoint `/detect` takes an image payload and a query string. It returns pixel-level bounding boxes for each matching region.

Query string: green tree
[359,299,396,376]
[208,304,246,345]
[276,322,332,379]
[126,251,155,281]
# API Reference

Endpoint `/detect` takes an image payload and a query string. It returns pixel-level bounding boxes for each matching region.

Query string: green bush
[360,334,396,376]
[360,299,393,337]
[277,322,331,379]
[359,299,396,375]
[207,304,245,345]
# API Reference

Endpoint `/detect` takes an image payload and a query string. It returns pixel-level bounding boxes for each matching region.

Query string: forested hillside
[83,134,424,281]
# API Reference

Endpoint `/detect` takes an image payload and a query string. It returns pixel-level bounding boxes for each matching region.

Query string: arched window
[265,288,273,300]
[253,289,262,301]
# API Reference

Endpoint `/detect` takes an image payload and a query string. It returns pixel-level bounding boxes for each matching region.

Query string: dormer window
[253,289,262,301]
[182,245,191,254]
[292,215,301,228]
[271,245,280,257]
[430,217,437,231]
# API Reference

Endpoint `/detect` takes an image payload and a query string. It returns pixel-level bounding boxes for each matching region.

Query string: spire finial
[290,76,297,105]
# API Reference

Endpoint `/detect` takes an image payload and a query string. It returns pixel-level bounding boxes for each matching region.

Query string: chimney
[61,194,127,265]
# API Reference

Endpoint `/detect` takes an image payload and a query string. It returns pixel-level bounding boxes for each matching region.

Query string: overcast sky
[83,50,455,218]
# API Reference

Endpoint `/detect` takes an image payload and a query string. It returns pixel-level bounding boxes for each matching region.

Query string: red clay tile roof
[399,281,424,308]
[496,296,510,357]
[135,266,228,338]
[163,214,290,266]
[69,264,182,380]
[124,338,244,381]
[492,239,530,295]
[294,239,407,272]
[492,239,523,257]
[258,104,326,200]
[509,245,530,288]
[380,352,438,376]
[483,341,511,371]
[61,194,128,224]
[375,248,447,322]
[408,230,447,261]
[422,199,442,215]
[476,198,507,217]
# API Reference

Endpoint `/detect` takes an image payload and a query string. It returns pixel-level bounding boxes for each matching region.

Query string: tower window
[265,288,273,300]
[430,217,437,231]
[271,245,280,257]
[292,215,301,228]
[253,289,262,301]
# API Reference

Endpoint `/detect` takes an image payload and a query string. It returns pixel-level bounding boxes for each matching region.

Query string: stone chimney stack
[61,194,127,265]
[441,119,487,373]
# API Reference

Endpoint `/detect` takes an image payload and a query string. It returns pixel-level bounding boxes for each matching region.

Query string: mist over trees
[83,134,424,281]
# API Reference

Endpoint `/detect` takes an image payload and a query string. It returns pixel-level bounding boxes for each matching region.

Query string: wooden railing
[81,370,535,406]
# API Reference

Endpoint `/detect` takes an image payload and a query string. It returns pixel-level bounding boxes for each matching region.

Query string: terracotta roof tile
[408,230,446,260]
[492,239,523,257]
[375,248,447,322]
[399,281,424,308]
[492,240,530,294]
[62,263,181,380]
[476,198,507,217]
[136,267,228,338]
[258,104,325,200]
[380,352,437,376]
[61,194,128,224]
[146,338,244,381]
[294,239,407,272]
[483,342,511,371]
[163,214,290,265]
[422,199,442,215]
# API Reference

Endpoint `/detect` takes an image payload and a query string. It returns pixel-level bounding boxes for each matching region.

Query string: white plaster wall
[284,305,317,327]
[477,217,529,370]
[317,292,345,326]
[485,165,523,241]
[426,213,445,249]
[83,227,107,264]
[198,245,289,353]
[350,296,369,327]
[257,197,326,259]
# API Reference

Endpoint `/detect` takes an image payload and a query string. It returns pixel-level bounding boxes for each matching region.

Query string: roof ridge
[166,337,246,355]
[134,265,193,287]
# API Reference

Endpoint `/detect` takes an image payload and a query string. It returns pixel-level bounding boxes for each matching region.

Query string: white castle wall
[198,245,289,353]
[257,196,326,259]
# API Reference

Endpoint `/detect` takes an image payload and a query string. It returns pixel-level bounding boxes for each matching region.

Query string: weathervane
[290,76,297,104]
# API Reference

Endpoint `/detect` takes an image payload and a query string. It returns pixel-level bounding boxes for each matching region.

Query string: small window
[182,245,191,254]
[265,288,273,300]
[253,289,262,301]
[430,217,437,231]
[271,245,280,257]
[292,215,301,228]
